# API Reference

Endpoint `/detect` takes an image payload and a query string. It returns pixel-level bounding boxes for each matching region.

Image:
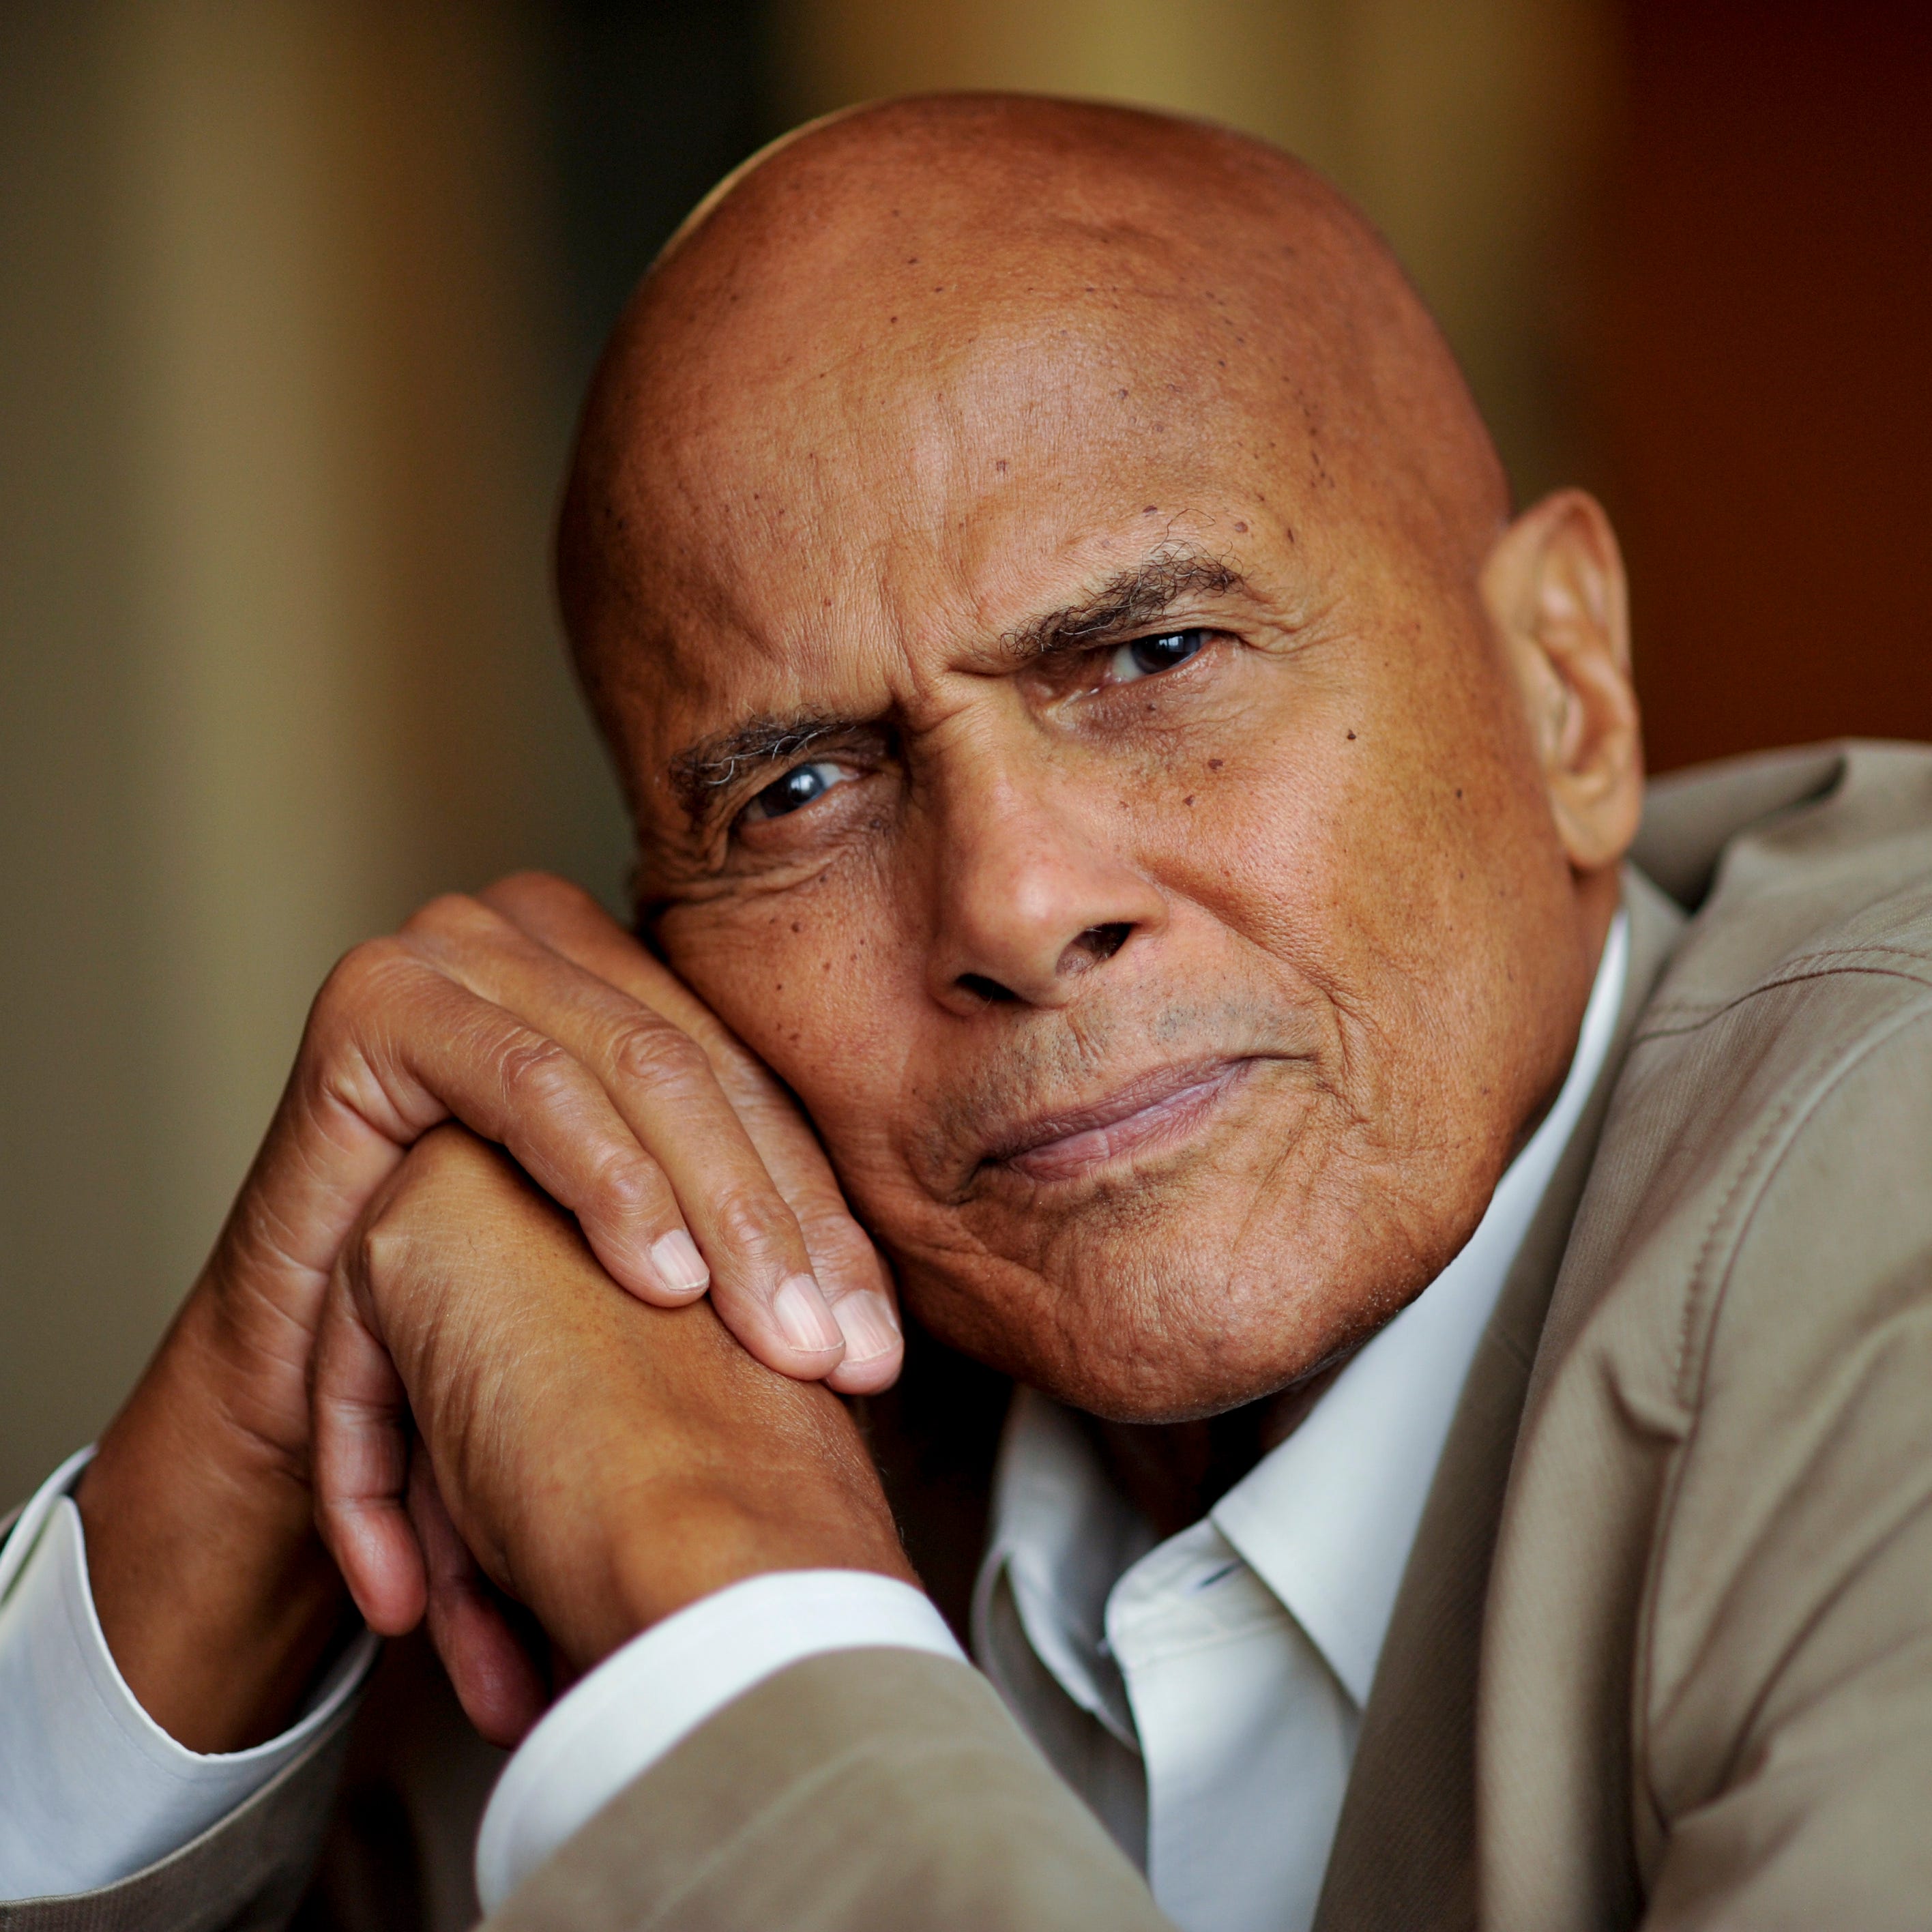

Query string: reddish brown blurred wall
[1605,0,1932,772]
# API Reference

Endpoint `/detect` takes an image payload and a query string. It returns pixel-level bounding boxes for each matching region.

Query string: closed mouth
[984,1057,1261,1184]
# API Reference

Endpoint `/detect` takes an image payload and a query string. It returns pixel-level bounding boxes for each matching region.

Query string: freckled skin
[559,98,1635,1427]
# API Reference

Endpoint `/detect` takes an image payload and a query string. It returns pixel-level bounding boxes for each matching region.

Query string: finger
[477,879,847,1197]
[478,878,903,1387]
[310,1267,426,1635]
[475,878,857,1216]
[408,1450,548,1748]
[815,1254,904,1396]
[300,936,711,1311]
[476,875,733,1042]
[409,897,851,1383]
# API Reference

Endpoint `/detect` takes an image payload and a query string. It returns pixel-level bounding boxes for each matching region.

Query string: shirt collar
[980,912,1630,1713]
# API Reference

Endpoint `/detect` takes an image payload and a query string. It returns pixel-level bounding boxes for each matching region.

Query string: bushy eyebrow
[669,712,851,823]
[993,544,1243,664]
[667,544,1244,827]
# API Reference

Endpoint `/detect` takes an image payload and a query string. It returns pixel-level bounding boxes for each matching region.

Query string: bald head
[560,95,1506,760]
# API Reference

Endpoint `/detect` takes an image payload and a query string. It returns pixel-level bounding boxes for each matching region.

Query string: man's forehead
[614,267,1298,547]
[561,96,1509,815]
[599,293,1272,686]
[590,115,1380,578]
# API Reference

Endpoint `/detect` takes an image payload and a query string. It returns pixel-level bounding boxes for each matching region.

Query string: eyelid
[1097,625,1215,684]
[732,755,863,832]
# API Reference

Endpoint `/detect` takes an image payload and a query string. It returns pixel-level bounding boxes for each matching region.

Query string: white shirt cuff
[0,1448,379,1899]
[474,1568,967,1912]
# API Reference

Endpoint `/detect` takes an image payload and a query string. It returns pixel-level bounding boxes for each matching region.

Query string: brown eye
[743,759,851,822]
[1109,628,1208,683]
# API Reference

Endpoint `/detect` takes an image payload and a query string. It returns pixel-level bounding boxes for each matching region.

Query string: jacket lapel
[1313,873,1686,1932]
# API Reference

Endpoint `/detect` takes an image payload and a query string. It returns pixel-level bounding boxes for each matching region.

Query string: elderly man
[4,96,1931,1932]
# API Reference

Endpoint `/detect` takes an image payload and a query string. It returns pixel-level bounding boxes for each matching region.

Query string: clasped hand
[312,1126,913,1744]
[75,875,910,1754]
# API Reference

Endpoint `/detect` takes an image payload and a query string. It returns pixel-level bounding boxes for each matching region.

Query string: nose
[925,762,1167,1012]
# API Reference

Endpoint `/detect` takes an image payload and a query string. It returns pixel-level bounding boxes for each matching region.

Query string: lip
[985,1057,1260,1184]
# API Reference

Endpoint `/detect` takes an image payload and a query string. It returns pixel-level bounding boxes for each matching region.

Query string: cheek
[1217,626,1542,944]
[660,879,926,1182]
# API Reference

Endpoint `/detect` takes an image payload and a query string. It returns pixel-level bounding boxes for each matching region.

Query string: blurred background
[3,0,1928,1500]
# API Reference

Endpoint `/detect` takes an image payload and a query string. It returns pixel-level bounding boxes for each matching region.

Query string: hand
[78,873,898,1751]
[312,1126,915,1742]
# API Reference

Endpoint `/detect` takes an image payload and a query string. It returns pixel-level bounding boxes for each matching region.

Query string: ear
[1480,488,1644,875]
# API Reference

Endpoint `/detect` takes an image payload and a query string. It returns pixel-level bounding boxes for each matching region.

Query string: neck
[1084,1362,1344,1539]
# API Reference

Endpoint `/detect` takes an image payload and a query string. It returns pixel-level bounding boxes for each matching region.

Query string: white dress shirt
[0,916,1627,1926]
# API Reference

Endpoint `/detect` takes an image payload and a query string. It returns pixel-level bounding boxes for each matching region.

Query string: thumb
[310,1259,427,1637]
[408,1450,549,1748]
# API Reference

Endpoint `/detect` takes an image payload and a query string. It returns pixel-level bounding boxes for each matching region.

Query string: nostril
[957,972,1018,1004]
[1058,922,1132,976]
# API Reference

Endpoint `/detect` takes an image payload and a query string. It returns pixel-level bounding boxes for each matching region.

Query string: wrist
[76,1285,350,1752]
[549,1480,917,1675]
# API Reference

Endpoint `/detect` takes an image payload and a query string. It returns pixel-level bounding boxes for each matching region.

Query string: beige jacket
[10,741,1932,1932]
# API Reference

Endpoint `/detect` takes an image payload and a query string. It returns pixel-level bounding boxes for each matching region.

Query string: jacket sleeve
[0,1713,355,1932]
[486,1647,1172,1932]
[1639,991,1932,1929]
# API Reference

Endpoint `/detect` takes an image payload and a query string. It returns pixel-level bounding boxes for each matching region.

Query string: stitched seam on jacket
[1637,958,1932,1040]
[1631,989,1932,1850]
[1629,1029,1838,1848]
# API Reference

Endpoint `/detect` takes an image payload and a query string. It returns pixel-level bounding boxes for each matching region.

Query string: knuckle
[353,1192,419,1291]
[355,1128,482,1280]
[357,1212,408,1286]
[495,1034,581,1111]
[400,891,498,945]
[586,1147,663,1222]
[707,1184,791,1263]
[609,1017,709,1093]
[487,870,587,918]
[311,935,415,1036]
[804,1212,889,1291]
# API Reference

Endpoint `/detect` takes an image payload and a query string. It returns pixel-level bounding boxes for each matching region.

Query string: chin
[900,1203,1401,1425]
[880,1068,1481,1421]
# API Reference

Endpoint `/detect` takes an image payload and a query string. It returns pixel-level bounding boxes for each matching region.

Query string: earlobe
[1482,489,1645,876]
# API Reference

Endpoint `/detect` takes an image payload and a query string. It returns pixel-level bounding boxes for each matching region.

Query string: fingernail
[833,1291,901,1366]
[649,1229,709,1296]
[772,1274,843,1356]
